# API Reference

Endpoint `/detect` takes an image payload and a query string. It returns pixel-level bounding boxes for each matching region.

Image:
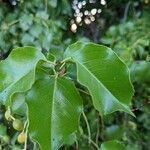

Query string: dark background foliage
[0,0,149,149]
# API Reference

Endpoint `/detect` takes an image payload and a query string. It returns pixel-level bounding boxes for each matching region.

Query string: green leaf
[26,70,82,150]
[11,93,27,116]
[130,61,150,83]
[100,140,125,150]
[64,42,134,116]
[0,47,46,105]
[19,14,33,31]
[21,34,34,45]
[0,124,7,136]
[126,144,142,150]
[49,0,57,8]
[36,11,49,20]
[104,125,124,140]
[63,133,76,146]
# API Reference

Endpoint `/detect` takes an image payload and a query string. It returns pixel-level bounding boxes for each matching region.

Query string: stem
[8,20,19,27]
[47,60,56,65]
[44,0,48,12]
[45,60,57,76]
[7,106,15,120]
[99,114,105,140]
[23,121,28,150]
[82,134,99,150]
[53,66,57,75]
[96,117,100,144]
[33,142,37,150]
[132,100,150,111]
[123,1,131,22]
[60,72,67,77]
[77,88,90,95]
[23,120,28,132]
[10,115,15,121]
[23,132,27,150]
[61,57,72,64]
[59,62,66,70]
[82,112,91,145]
[75,140,79,150]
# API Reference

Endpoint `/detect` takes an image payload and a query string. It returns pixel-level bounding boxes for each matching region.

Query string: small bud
[17,133,27,144]
[5,109,12,121]
[13,119,24,131]
[128,121,137,130]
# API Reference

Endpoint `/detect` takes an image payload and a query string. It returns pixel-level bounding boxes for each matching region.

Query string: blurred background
[0,0,150,149]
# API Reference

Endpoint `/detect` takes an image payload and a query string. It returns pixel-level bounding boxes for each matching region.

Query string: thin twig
[61,57,72,64]
[46,60,56,65]
[82,112,91,145]
[75,140,79,150]
[96,117,100,144]
[82,134,99,150]
[23,120,29,150]
[99,114,105,141]
[33,142,37,150]
[23,128,28,149]
[59,62,65,70]
[123,1,131,22]
[8,20,19,27]
[77,88,90,96]
[132,100,150,111]
[44,0,48,12]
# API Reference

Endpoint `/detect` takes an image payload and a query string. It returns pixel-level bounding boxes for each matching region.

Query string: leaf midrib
[50,76,57,149]
[75,60,130,112]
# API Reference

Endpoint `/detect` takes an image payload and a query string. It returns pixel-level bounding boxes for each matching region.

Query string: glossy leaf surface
[0,47,46,105]
[26,70,82,150]
[64,42,134,116]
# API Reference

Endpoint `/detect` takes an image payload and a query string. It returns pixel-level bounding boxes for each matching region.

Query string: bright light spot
[144,0,149,4]
[84,10,89,15]
[75,9,80,14]
[12,1,17,5]
[90,16,95,22]
[78,12,83,17]
[78,2,82,9]
[82,1,86,6]
[76,16,82,23]
[73,5,78,10]
[84,18,91,25]
[98,9,102,13]
[73,0,78,5]
[91,8,97,15]
[71,23,77,33]
[89,0,96,3]
[101,0,106,5]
